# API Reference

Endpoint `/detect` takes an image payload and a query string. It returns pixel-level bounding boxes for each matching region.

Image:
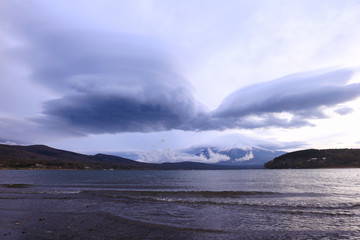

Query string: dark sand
[0,196,230,240]
[1,202,340,240]
[1,210,225,240]
[1,191,351,239]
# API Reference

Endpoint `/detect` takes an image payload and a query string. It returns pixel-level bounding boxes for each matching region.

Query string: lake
[1,169,360,239]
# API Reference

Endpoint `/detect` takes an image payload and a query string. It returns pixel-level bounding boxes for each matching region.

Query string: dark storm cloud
[43,92,198,133]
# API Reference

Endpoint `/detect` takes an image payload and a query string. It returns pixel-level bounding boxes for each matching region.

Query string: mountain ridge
[0,143,247,170]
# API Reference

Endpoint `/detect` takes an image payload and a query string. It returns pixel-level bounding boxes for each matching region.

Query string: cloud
[180,132,308,151]
[26,47,360,133]
[259,140,308,151]
[9,19,205,133]
[0,140,17,146]
[334,107,353,115]
[235,151,254,162]
[42,89,200,133]
[0,116,82,145]
[137,148,229,164]
[2,2,360,136]
[207,69,360,129]
[0,1,205,134]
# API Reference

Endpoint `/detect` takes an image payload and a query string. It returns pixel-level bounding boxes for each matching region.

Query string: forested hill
[0,143,153,170]
[264,149,360,169]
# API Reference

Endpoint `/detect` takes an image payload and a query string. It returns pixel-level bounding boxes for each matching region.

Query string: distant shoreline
[265,148,360,169]
[0,168,263,171]
[0,143,263,170]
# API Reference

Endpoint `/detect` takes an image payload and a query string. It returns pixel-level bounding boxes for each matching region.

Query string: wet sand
[1,200,341,240]
[1,210,210,240]
[0,197,230,240]
[0,197,309,240]
[2,169,359,240]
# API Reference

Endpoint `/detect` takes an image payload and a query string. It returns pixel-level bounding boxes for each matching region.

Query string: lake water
[1,169,360,239]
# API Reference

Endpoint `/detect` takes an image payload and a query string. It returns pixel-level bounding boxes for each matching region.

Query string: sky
[1,0,360,162]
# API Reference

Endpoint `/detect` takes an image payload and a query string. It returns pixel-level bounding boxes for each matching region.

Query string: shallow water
[1,169,360,239]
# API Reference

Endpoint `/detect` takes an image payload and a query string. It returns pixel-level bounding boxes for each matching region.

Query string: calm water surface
[1,169,360,239]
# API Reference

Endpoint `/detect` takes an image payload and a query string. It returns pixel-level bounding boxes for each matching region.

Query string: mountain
[264,148,360,169]
[0,143,242,170]
[0,143,153,170]
[189,146,286,168]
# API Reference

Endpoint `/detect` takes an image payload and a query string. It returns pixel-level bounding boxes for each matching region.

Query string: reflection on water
[1,169,360,239]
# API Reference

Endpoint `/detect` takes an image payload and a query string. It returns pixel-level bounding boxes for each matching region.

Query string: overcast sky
[1,0,360,161]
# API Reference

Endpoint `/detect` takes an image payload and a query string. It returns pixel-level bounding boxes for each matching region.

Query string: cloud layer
[2,1,360,138]
[209,69,359,129]
[19,26,205,133]
[40,66,360,134]
[137,148,230,164]
[0,1,204,135]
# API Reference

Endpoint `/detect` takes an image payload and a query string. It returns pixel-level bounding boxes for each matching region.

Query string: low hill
[0,144,242,170]
[0,144,154,170]
[264,149,360,169]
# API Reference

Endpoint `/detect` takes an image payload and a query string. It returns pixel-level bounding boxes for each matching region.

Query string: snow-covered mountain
[186,146,286,167]
[106,145,286,168]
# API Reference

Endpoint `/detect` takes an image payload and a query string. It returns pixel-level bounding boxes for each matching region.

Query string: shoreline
[2,169,359,239]
[0,201,230,240]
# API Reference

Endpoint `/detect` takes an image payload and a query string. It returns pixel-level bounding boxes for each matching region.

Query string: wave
[274,209,356,216]
[3,186,359,213]
[1,183,32,188]
[80,189,329,200]
[0,189,82,195]
[102,212,227,234]
[81,189,283,197]
[113,195,360,210]
[79,189,360,211]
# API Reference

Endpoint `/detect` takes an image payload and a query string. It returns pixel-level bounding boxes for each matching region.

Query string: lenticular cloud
[2,1,360,134]
[207,68,359,129]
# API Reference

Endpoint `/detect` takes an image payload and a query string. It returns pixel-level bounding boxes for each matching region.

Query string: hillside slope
[0,144,154,170]
[0,144,242,170]
[265,149,360,169]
